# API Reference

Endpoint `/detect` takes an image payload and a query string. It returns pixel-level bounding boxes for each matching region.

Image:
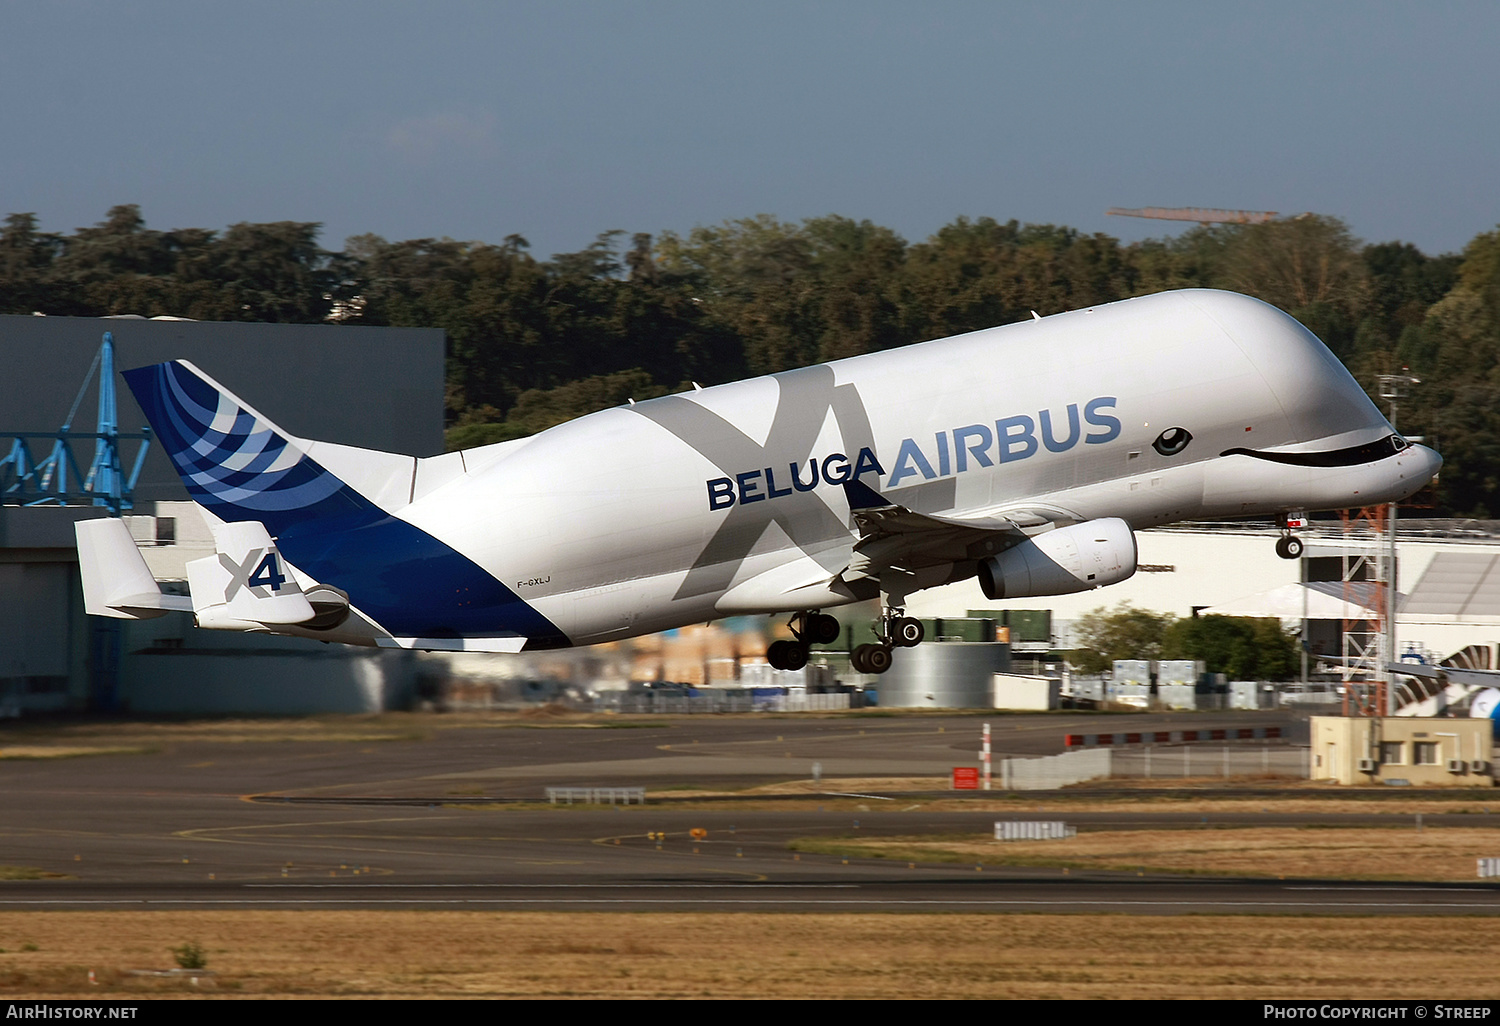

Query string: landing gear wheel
[851,643,893,675]
[850,644,868,674]
[804,613,841,646]
[767,639,809,671]
[1275,535,1304,560]
[892,616,925,648]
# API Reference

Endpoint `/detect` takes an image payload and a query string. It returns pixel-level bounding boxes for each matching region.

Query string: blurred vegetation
[5,205,1497,514]
[1070,602,1302,680]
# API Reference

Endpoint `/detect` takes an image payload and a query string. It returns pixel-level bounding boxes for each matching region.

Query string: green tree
[1068,603,1176,674]
[1161,615,1300,680]
[0,213,61,314]
[1212,216,1369,359]
[802,215,906,361]
[657,215,824,374]
[1388,231,1500,516]
[1363,241,1461,341]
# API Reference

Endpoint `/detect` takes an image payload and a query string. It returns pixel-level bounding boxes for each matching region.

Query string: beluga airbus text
[77,289,1442,675]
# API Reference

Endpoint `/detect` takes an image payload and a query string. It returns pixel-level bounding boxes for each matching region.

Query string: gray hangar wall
[0,315,445,715]
[0,315,446,500]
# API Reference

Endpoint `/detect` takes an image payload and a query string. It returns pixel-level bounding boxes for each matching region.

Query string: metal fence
[544,787,646,805]
[999,748,1112,790]
[591,691,856,714]
[1109,745,1310,780]
[994,820,1077,840]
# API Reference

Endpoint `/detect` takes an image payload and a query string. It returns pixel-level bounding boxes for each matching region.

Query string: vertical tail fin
[121,361,365,535]
[120,360,568,647]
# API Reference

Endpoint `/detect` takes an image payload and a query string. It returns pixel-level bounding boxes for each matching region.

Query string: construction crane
[0,332,151,514]
[1107,207,1279,226]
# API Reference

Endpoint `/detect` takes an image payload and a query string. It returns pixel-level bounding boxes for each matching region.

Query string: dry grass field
[3,713,1496,998]
[667,776,1500,817]
[791,825,1500,880]
[1,911,1498,999]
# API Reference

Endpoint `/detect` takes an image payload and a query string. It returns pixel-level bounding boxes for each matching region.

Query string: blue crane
[0,331,152,514]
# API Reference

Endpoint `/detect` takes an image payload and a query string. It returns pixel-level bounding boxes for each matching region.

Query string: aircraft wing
[840,480,1051,582]
[716,484,1050,614]
[849,503,1048,538]
[1388,661,1500,689]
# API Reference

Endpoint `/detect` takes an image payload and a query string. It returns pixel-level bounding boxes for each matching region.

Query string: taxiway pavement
[3,710,1496,914]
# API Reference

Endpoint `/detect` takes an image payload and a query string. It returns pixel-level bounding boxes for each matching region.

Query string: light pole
[1377,372,1420,715]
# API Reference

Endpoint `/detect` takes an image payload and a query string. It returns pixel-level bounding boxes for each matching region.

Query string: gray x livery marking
[79,289,1440,674]
[632,364,877,601]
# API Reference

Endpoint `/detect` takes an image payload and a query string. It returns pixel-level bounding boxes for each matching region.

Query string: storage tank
[874,641,1011,708]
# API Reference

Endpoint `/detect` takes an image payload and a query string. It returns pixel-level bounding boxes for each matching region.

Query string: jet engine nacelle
[977,517,1137,600]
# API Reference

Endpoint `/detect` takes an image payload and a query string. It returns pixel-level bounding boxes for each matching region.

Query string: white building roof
[1402,552,1500,619]
[1201,581,1392,620]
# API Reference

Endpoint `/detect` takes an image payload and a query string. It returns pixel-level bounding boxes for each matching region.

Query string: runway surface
[3,709,1498,914]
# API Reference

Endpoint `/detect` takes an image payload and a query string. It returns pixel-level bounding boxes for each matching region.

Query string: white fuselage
[390,290,1438,646]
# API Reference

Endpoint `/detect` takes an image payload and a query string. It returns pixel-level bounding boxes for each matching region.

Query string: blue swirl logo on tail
[121,360,569,648]
[124,362,344,520]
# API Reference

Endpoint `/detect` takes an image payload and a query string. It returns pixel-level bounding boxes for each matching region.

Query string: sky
[2,1,1497,260]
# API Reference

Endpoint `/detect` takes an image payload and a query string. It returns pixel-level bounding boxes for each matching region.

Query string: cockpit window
[1220,434,1412,468]
[1152,427,1193,456]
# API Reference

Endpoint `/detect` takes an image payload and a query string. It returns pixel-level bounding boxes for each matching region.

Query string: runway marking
[820,792,896,800]
[0,898,1498,910]
[244,883,861,889]
[1285,885,1498,892]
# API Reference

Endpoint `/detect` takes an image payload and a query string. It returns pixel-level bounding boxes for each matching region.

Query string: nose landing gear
[1276,512,1308,560]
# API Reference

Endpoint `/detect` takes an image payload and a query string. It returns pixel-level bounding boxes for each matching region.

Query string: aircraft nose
[1406,443,1442,490]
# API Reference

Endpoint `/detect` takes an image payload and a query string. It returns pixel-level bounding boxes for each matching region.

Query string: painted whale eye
[1153,427,1192,456]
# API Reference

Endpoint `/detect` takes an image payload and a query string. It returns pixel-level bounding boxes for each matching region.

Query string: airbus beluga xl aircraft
[76,289,1441,675]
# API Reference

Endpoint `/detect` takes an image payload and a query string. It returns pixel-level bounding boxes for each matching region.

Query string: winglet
[842,478,892,511]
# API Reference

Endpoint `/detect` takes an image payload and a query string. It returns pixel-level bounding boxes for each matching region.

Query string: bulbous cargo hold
[976,518,1137,600]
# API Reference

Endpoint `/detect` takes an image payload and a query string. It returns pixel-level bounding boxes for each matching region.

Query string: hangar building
[0,314,444,715]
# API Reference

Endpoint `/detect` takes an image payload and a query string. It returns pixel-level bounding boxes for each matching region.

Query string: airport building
[909,520,1500,672]
[1311,715,1494,786]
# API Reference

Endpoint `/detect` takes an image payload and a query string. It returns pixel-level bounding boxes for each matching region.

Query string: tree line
[1070,603,1301,681]
[4,204,1499,516]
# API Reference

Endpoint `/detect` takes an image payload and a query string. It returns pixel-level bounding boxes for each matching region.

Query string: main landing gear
[850,607,924,676]
[765,611,842,671]
[766,607,926,676]
[1275,512,1307,560]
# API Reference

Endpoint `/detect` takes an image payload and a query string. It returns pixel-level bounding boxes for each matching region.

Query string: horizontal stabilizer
[1388,661,1500,689]
[76,518,193,619]
[187,521,314,625]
